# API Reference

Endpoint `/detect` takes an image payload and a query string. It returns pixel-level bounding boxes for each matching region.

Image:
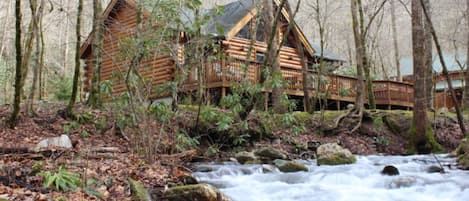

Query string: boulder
[427,165,444,173]
[389,177,417,188]
[234,151,257,164]
[163,184,231,201]
[129,178,152,201]
[273,159,308,173]
[381,165,399,176]
[316,143,356,165]
[34,134,72,151]
[254,147,287,162]
[382,114,411,136]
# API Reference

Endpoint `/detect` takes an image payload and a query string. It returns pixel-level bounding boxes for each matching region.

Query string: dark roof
[179,0,256,36]
[309,42,346,62]
[179,0,344,62]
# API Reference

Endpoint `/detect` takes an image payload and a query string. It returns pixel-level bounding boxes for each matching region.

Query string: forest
[1,0,469,200]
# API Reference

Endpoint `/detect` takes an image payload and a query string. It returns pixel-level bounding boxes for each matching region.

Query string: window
[256,52,265,63]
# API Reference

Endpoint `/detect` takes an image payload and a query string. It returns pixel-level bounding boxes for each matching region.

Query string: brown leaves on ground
[0,104,182,201]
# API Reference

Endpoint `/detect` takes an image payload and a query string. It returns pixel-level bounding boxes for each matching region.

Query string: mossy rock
[254,147,287,161]
[292,112,313,125]
[163,184,231,201]
[129,178,152,201]
[273,159,308,172]
[234,151,257,164]
[407,122,443,154]
[457,153,469,170]
[456,138,469,156]
[382,114,411,136]
[317,143,357,165]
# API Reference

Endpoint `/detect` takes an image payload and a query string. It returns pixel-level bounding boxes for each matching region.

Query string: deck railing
[184,58,414,107]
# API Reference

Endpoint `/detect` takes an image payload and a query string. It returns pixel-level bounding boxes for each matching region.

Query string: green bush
[37,166,82,191]
[54,77,72,101]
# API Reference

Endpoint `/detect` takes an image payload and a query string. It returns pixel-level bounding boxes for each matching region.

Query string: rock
[273,159,308,173]
[457,153,469,170]
[244,159,263,165]
[316,143,356,165]
[382,114,411,136]
[129,178,152,201]
[234,151,257,164]
[193,166,213,173]
[389,177,417,188]
[181,175,198,185]
[307,141,322,152]
[381,165,399,176]
[427,165,444,173]
[261,164,277,173]
[456,138,469,155]
[456,138,469,170]
[34,134,72,151]
[163,183,232,201]
[347,104,354,110]
[254,147,287,162]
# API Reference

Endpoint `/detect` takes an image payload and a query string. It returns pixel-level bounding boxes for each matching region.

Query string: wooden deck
[182,59,415,108]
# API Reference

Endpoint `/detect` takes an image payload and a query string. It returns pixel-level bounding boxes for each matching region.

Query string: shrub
[37,166,82,191]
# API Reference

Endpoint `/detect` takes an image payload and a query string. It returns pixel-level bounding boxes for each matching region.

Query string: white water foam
[193,155,469,201]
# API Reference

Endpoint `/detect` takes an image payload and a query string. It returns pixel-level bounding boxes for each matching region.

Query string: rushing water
[193,155,469,201]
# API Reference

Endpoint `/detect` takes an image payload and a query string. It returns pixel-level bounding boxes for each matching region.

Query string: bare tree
[87,0,104,108]
[66,0,83,117]
[420,0,467,137]
[390,0,401,81]
[463,0,469,110]
[423,0,433,109]
[27,0,45,116]
[411,0,429,153]
[8,0,23,128]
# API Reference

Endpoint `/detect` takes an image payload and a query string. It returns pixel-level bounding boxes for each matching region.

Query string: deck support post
[337,100,340,111]
[265,92,269,111]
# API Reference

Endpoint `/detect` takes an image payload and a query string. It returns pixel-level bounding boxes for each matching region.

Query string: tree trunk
[390,0,401,81]
[411,0,440,153]
[263,0,286,113]
[63,0,70,76]
[463,0,469,110]
[8,0,23,128]
[87,0,104,107]
[357,0,375,110]
[27,0,44,116]
[0,0,12,105]
[423,0,433,109]
[351,0,365,113]
[38,12,45,100]
[419,0,467,137]
[66,0,83,116]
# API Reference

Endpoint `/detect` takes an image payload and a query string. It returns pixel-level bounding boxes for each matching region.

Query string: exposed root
[333,107,364,134]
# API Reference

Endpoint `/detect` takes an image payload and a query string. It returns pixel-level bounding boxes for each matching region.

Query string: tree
[262,0,287,113]
[422,0,433,109]
[350,0,366,115]
[419,0,467,137]
[87,0,104,108]
[8,0,23,128]
[26,0,45,116]
[66,0,83,117]
[410,0,444,153]
[463,0,469,110]
[390,0,401,81]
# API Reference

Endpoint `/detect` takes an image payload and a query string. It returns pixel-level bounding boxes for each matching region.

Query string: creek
[193,155,469,201]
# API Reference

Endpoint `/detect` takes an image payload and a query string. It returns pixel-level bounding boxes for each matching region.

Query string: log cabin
[80,0,417,110]
[401,54,467,109]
